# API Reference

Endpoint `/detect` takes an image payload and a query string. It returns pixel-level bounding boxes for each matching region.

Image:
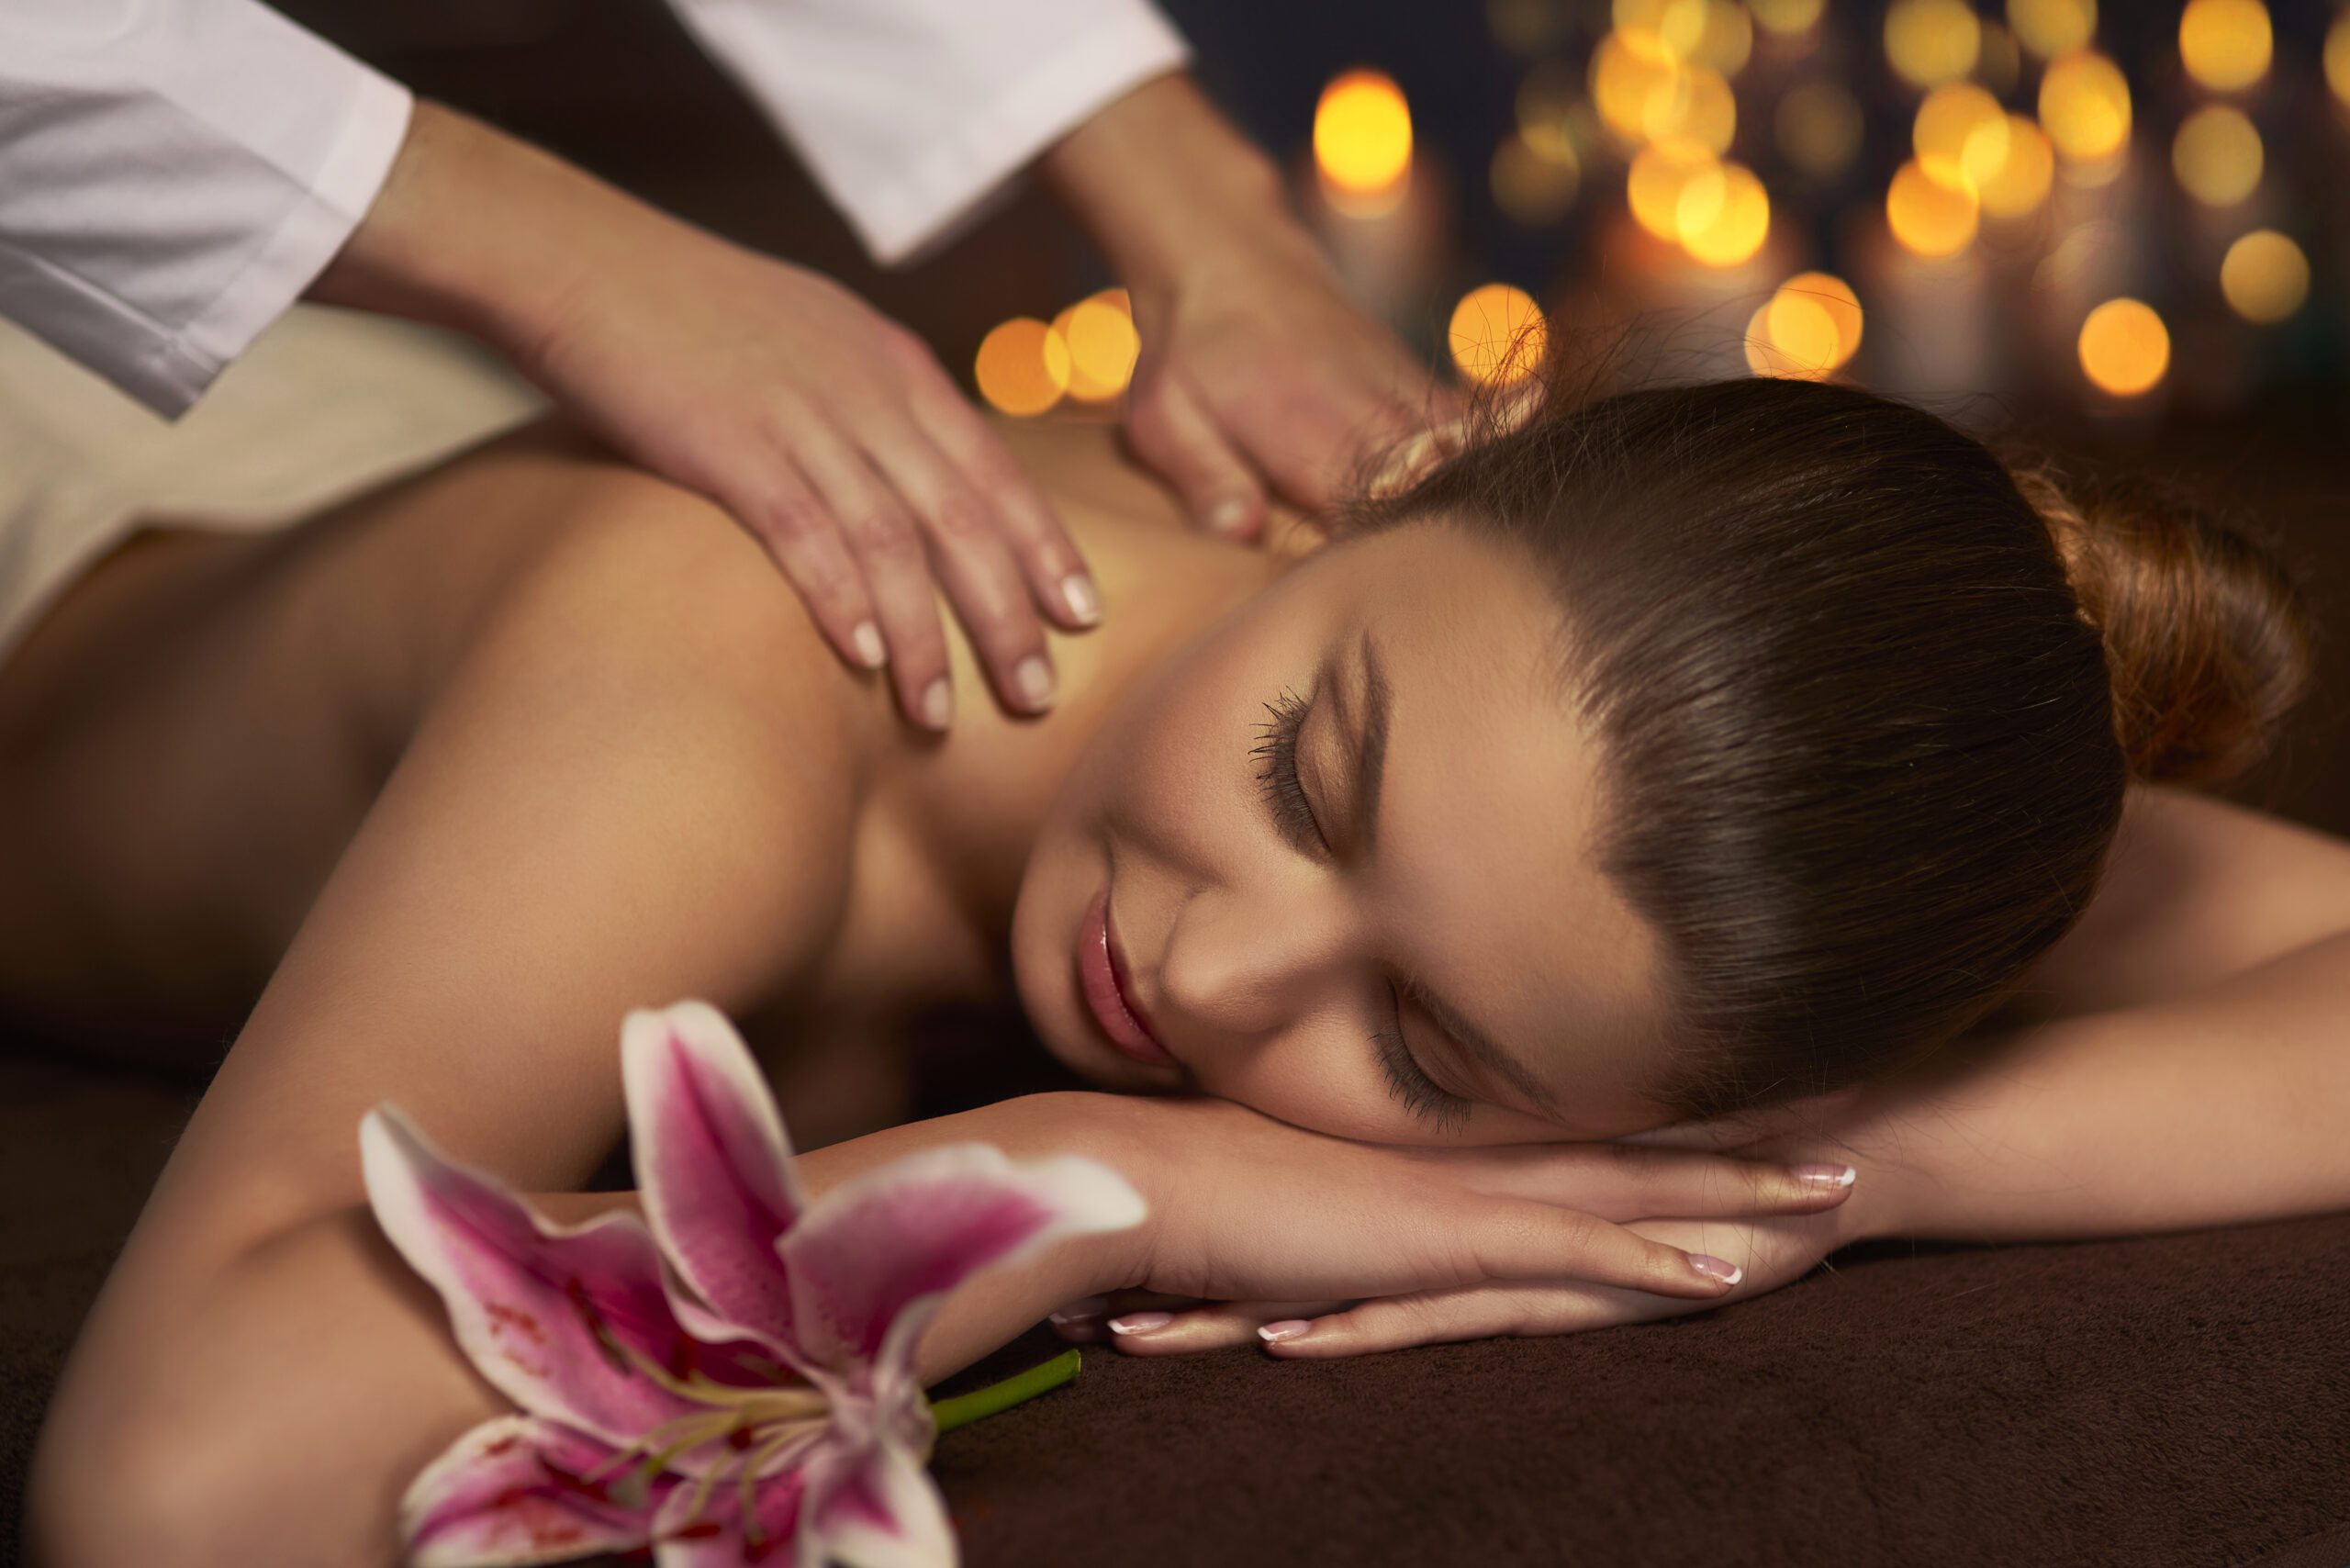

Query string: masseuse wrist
[1041,73,1318,307]
[307,100,640,376]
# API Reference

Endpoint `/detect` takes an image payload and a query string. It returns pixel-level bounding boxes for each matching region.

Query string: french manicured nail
[1107,1312,1174,1336]
[918,678,952,731]
[1207,498,1252,535]
[1049,1296,1109,1327]
[1060,573,1101,627]
[1258,1320,1313,1344]
[849,620,887,669]
[1689,1254,1743,1286]
[1791,1162,1857,1189]
[1013,654,1055,711]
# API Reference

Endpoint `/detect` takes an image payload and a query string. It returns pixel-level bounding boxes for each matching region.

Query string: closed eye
[1374,980,1472,1130]
[1251,687,1325,855]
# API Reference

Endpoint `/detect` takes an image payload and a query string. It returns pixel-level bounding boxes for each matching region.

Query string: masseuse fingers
[1462,1199,1744,1300]
[1462,1143,1856,1223]
[1125,368,1268,542]
[793,432,956,731]
[862,422,1059,718]
[729,456,886,679]
[904,368,1102,638]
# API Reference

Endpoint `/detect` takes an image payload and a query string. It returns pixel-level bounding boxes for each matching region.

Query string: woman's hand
[310,102,1096,729]
[1044,75,1458,541]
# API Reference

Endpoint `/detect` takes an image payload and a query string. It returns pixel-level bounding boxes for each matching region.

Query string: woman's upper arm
[2021,784,2350,1018]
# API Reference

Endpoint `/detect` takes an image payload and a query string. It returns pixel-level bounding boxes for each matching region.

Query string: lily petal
[401,1416,656,1568]
[649,1457,807,1568]
[777,1146,1146,1369]
[623,1003,806,1342]
[803,1431,957,1568]
[363,1107,727,1446]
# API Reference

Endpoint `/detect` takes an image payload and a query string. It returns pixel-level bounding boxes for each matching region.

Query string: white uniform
[0,0,1187,656]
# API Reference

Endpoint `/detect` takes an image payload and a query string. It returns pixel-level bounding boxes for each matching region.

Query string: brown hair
[1355,376,2310,1116]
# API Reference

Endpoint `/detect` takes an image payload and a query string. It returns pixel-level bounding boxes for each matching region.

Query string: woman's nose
[1154,879,1353,1035]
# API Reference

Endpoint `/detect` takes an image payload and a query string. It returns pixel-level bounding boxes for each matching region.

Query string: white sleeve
[0,0,412,416]
[666,0,1190,265]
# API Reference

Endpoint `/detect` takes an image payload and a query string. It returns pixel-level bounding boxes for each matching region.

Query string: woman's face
[1013,521,1678,1145]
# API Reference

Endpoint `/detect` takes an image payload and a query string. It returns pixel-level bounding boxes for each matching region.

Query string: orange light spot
[2178,0,2271,92]
[1750,0,1825,35]
[1678,160,1771,266]
[2328,14,2350,107]
[2220,230,2309,323]
[1315,70,1414,206]
[2077,298,2169,396]
[974,319,1069,417]
[2038,49,2132,164]
[1886,158,1979,256]
[2007,0,2095,58]
[1774,272,1863,371]
[1913,82,2007,189]
[1628,139,1719,240]
[1975,116,2053,216]
[1051,292,1139,402]
[1591,30,1684,143]
[1449,284,1550,386]
[2172,105,2262,207]
[1885,0,1983,89]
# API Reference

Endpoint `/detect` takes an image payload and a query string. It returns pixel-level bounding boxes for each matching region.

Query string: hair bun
[2010,464,2311,786]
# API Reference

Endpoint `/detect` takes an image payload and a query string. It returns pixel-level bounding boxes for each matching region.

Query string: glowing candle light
[2171,105,2262,207]
[2178,0,2271,93]
[1677,161,1771,267]
[1315,70,1414,214]
[1975,117,2054,216]
[2077,298,2169,396]
[975,319,1069,416]
[2220,230,2309,323]
[1628,139,1720,241]
[1886,158,1979,256]
[1644,62,1738,151]
[1913,82,2008,189]
[2006,0,2094,58]
[1885,0,1983,90]
[2038,49,2132,167]
[1449,284,1549,386]
[1745,271,1863,377]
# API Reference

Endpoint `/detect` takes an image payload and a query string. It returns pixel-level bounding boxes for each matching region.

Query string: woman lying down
[17,307,2350,1567]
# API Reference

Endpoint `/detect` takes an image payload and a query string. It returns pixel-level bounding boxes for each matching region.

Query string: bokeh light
[1745,272,1863,377]
[1628,139,1718,240]
[2171,104,2262,207]
[2329,12,2350,108]
[2007,0,2095,59]
[2177,0,2271,93]
[1776,79,1863,175]
[1885,0,1984,89]
[974,319,1069,417]
[1449,283,1550,385]
[1492,129,1582,225]
[1315,70,1414,206]
[1052,291,1139,402]
[2220,230,2310,323]
[2077,298,2169,396]
[1886,158,1980,256]
[2038,50,2132,166]
[1590,30,1683,144]
[1913,83,2008,190]
[1975,116,2054,216]
[1677,160,1772,266]
[1749,0,1825,36]
[1649,63,1739,151]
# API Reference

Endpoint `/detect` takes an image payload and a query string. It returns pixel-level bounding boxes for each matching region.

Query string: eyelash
[1249,696,1470,1130]
[1251,688,1324,854]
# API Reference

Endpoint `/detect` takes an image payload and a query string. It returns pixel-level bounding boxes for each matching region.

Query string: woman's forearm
[1843,929,2350,1242]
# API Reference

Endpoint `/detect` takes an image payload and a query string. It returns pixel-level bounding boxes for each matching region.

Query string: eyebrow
[1413,983,1562,1114]
[1353,630,1392,853]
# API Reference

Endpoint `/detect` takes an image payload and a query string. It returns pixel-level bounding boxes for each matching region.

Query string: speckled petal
[401,1415,659,1568]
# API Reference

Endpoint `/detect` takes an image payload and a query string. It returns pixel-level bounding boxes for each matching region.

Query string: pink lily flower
[361,1000,1145,1567]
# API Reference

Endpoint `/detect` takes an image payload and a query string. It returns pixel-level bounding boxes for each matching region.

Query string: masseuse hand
[1045,74,1457,541]
[309,101,1094,730]
[1049,1098,1855,1350]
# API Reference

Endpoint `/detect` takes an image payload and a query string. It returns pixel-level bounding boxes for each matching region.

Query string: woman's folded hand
[1061,1096,1856,1355]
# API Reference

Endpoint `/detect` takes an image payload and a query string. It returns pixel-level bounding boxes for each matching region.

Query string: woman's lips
[1079,890,1176,1069]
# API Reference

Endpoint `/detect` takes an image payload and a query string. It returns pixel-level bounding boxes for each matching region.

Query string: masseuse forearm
[1850,929,2350,1240]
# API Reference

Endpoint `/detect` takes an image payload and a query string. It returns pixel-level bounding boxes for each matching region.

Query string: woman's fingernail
[918,678,952,731]
[1258,1320,1313,1344]
[1013,654,1055,711]
[1791,1163,1858,1189]
[1049,1296,1109,1327]
[1107,1312,1174,1336]
[850,620,887,669]
[1060,572,1101,626]
[1207,498,1252,535]
[1689,1254,1744,1286]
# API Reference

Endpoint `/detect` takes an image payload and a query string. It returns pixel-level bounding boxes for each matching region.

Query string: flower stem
[929,1349,1082,1435]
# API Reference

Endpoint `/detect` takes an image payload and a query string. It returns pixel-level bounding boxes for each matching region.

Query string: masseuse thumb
[1127,370,1266,543]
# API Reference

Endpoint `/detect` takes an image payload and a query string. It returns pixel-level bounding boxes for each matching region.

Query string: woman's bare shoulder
[2018,786,2350,1018]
